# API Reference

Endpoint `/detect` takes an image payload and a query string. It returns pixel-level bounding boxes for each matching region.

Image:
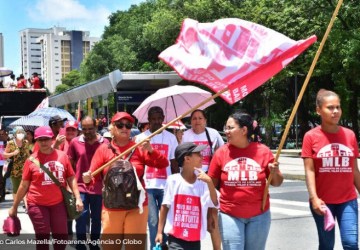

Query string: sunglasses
[37,137,52,142]
[115,122,132,129]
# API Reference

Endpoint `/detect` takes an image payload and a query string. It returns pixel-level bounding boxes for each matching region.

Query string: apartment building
[0,33,4,67]
[19,27,100,92]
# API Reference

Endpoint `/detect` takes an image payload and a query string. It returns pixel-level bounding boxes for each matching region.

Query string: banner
[159,18,317,104]
[35,97,49,110]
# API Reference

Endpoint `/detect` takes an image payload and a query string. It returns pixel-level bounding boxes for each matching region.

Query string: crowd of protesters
[0,72,44,89]
[1,88,358,250]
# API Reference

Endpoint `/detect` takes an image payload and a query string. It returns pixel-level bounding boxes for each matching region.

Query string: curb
[271,151,301,157]
[283,173,305,181]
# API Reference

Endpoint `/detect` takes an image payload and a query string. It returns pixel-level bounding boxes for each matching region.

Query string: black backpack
[39,78,45,88]
[102,147,140,209]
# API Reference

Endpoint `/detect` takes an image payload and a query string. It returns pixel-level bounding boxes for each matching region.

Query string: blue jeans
[75,192,102,250]
[147,188,167,249]
[310,198,358,250]
[219,210,271,250]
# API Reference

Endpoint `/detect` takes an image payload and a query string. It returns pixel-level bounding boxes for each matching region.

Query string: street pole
[295,74,298,149]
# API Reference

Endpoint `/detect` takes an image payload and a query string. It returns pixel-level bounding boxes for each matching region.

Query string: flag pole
[77,100,81,122]
[261,0,344,210]
[91,86,229,177]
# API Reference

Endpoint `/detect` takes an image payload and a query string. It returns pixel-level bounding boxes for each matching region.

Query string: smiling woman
[208,111,283,250]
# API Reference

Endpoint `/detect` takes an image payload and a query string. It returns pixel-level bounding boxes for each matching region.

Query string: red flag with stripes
[159,18,317,104]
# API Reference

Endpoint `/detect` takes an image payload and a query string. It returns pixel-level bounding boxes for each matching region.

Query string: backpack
[39,78,45,88]
[102,147,140,209]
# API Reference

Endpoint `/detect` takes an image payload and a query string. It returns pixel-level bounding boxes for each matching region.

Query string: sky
[0,0,144,77]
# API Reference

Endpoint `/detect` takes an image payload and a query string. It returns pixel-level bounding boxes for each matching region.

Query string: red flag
[35,97,49,110]
[159,18,317,104]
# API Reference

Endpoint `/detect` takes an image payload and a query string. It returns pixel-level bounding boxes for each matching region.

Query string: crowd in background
[0,72,43,89]
[0,88,358,250]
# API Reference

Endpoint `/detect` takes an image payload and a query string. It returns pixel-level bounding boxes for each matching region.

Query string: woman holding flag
[302,89,360,250]
[82,112,169,250]
[208,111,283,250]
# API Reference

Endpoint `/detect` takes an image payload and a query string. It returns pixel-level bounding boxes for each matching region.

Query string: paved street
[1,155,359,249]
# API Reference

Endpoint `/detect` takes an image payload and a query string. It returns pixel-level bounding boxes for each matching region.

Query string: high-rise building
[0,33,4,67]
[19,27,100,92]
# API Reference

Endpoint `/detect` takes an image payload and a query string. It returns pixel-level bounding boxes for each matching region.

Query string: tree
[70,0,359,142]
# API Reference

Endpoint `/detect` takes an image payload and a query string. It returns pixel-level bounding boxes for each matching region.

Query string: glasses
[223,126,237,132]
[115,122,132,129]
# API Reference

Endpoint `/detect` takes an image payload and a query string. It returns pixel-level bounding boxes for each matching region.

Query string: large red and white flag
[159,18,317,104]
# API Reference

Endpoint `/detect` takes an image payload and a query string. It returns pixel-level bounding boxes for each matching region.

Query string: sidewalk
[276,151,360,181]
[271,149,301,157]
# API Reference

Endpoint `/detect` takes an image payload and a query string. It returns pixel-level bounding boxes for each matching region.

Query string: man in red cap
[67,116,108,250]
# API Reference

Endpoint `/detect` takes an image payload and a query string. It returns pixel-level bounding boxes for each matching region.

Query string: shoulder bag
[29,156,82,220]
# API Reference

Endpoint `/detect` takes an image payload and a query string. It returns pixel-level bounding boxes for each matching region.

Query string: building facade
[19,27,100,92]
[0,33,4,67]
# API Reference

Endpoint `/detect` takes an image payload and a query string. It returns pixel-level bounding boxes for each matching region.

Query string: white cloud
[28,0,112,37]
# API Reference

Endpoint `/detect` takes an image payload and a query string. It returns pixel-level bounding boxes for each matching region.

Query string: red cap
[65,121,79,130]
[111,112,135,123]
[34,126,54,139]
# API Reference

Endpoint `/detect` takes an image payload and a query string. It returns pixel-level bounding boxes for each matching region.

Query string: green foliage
[55,0,360,142]
[54,84,71,94]
[61,70,81,87]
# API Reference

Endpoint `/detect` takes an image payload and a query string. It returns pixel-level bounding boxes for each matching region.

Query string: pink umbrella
[133,85,215,123]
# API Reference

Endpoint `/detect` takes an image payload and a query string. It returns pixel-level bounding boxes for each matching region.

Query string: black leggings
[167,235,200,250]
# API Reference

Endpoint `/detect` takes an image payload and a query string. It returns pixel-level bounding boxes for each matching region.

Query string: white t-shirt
[182,127,224,171]
[5,79,16,88]
[135,129,178,189]
[162,173,219,241]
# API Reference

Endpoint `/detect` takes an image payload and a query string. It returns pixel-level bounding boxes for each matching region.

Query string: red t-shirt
[208,142,273,218]
[17,79,27,88]
[89,140,169,210]
[22,149,75,206]
[31,76,41,89]
[301,126,359,204]
[67,135,108,194]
